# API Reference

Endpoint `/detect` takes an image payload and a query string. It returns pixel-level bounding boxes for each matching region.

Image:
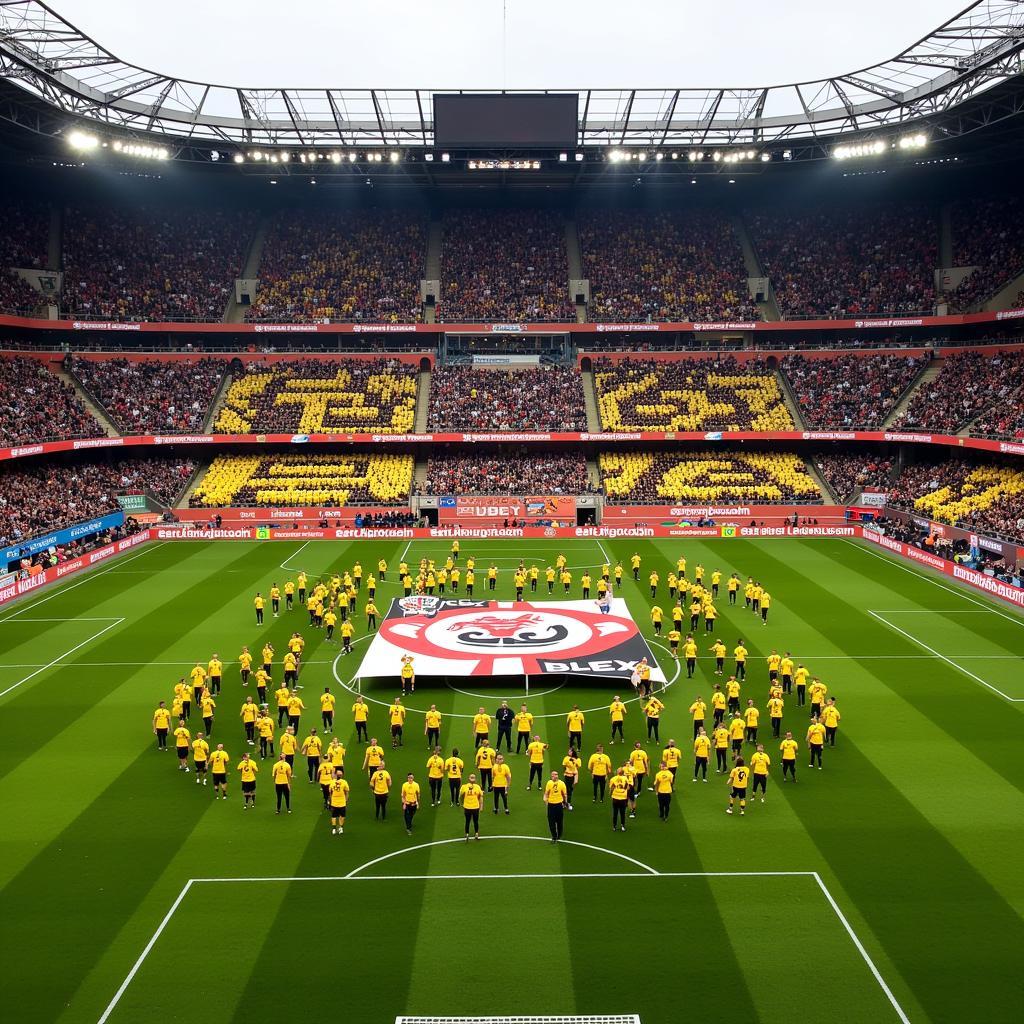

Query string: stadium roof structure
[0,0,1023,164]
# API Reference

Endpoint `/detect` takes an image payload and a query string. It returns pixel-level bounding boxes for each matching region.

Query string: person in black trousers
[495,701,514,752]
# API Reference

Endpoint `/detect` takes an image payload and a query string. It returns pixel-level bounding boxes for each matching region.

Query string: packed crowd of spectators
[0,356,99,445]
[579,209,756,322]
[600,450,822,504]
[896,349,1024,434]
[0,198,51,316]
[439,211,574,322]
[421,452,590,495]
[61,205,255,321]
[214,358,418,434]
[748,203,938,318]
[814,453,893,501]
[947,196,1024,312]
[780,353,929,429]
[594,356,792,432]
[0,456,194,546]
[71,357,227,434]
[427,366,585,431]
[888,457,1024,542]
[248,210,425,323]
[189,453,413,507]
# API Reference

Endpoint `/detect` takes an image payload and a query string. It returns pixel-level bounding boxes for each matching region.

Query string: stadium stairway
[565,219,586,322]
[881,357,942,428]
[984,265,1024,312]
[734,214,781,321]
[424,220,442,324]
[415,368,431,432]
[224,215,270,323]
[806,457,841,503]
[581,366,601,432]
[202,370,234,432]
[177,461,210,508]
[775,370,808,429]
[58,365,119,438]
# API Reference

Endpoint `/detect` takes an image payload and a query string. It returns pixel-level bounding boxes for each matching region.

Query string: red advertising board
[603,503,848,525]
[0,530,152,608]
[175,506,409,525]
[439,495,577,523]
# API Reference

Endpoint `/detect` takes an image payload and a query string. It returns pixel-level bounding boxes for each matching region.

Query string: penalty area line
[868,610,1023,703]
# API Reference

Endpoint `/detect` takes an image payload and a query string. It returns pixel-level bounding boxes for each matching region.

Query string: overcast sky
[55,0,964,90]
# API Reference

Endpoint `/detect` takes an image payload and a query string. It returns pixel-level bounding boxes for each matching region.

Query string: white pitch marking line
[345,835,660,878]
[96,879,194,1024]
[847,539,1024,627]
[0,617,125,622]
[868,610,1023,703]
[99,869,908,1024]
[279,539,311,573]
[0,542,162,622]
[812,872,912,1024]
[0,618,124,699]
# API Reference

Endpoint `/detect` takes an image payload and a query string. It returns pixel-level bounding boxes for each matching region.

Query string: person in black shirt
[495,701,514,752]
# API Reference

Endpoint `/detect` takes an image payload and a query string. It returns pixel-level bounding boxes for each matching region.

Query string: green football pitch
[0,535,1022,1023]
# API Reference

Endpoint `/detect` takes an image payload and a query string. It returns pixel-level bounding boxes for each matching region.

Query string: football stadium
[1,1,1024,1021]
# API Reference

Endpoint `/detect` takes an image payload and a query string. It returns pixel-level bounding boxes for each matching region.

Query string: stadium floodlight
[441,152,450,162]
[558,152,568,162]
[68,129,98,151]
[637,152,646,162]
[898,133,928,150]
[746,150,756,159]
[330,151,342,163]
[210,150,220,162]
[575,152,584,162]
[728,178,736,183]
[833,139,887,160]
[425,153,434,162]
[712,152,721,162]
[280,152,290,163]
[233,153,244,164]
[782,149,792,160]
[761,153,771,162]
[348,152,357,162]
[655,152,663,160]
[390,151,400,162]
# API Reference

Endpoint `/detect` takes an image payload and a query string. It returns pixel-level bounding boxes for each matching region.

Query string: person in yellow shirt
[449,568,460,594]
[240,695,259,746]
[526,735,548,790]
[352,696,369,744]
[588,744,613,802]
[254,592,265,625]
[362,737,385,777]
[389,697,407,749]
[751,582,763,614]
[274,683,290,726]
[662,738,683,779]
[581,572,593,599]
[491,754,512,815]
[444,748,465,806]
[687,696,707,739]
[566,706,585,749]
[561,748,581,810]
[543,771,568,842]
[780,732,799,782]
[466,569,477,598]
[192,732,210,785]
[206,654,223,696]
[630,552,642,580]
[614,562,624,587]
[712,721,729,774]
[279,726,298,768]
[152,701,171,750]
[301,729,323,782]
[328,770,350,834]
[807,719,826,769]
[734,641,748,681]
[472,708,491,748]
[460,773,484,840]
[295,571,307,604]
[821,699,841,746]
[282,650,298,687]
[424,704,442,750]
[711,684,727,727]
[239,647,253,688]
[679,635,695,677]
[323,608,338,643]
[643,695,664,744]
[727,573,740,605]
[743,700,760,744]
[475,739,497,792]
[727,757,749,815]
[648,760,673,820]
[750,744,771,803]
[809,678,828,720]
[794,664,809,707]
[628,741,650,794]
[238,752,259,808]
[768,694,785,738]
[560,568,572,594]
[317,756,336,809]
[726,674,742,714]
[760,590,772,624]
[189,663,207,706]
[608,695,627,745]
[370,762,392,820]
[325,736,345,775]
[650,605,663,636]
[401,773,421,835]
[271,753,293,813]
[705,638,724,678]
[544,565,556,593]
[529,564,540,593]
[508,703,533,754]
[692,727,711,782]
[648,570,659,598]
[609,767,632,831]
[251,667,269,707]
[766,650,781,684]
[400,655,415,694]
[256,711,275,759]
[319,687,336,732]
[780,652,795,694]
[366,574,377,600]
[286,690,305,732]
[728,712,745,756]
[426,746,446,807]
[282,579,295,612]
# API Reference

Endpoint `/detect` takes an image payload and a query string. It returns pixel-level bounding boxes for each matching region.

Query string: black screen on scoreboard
[433,94,578,149]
